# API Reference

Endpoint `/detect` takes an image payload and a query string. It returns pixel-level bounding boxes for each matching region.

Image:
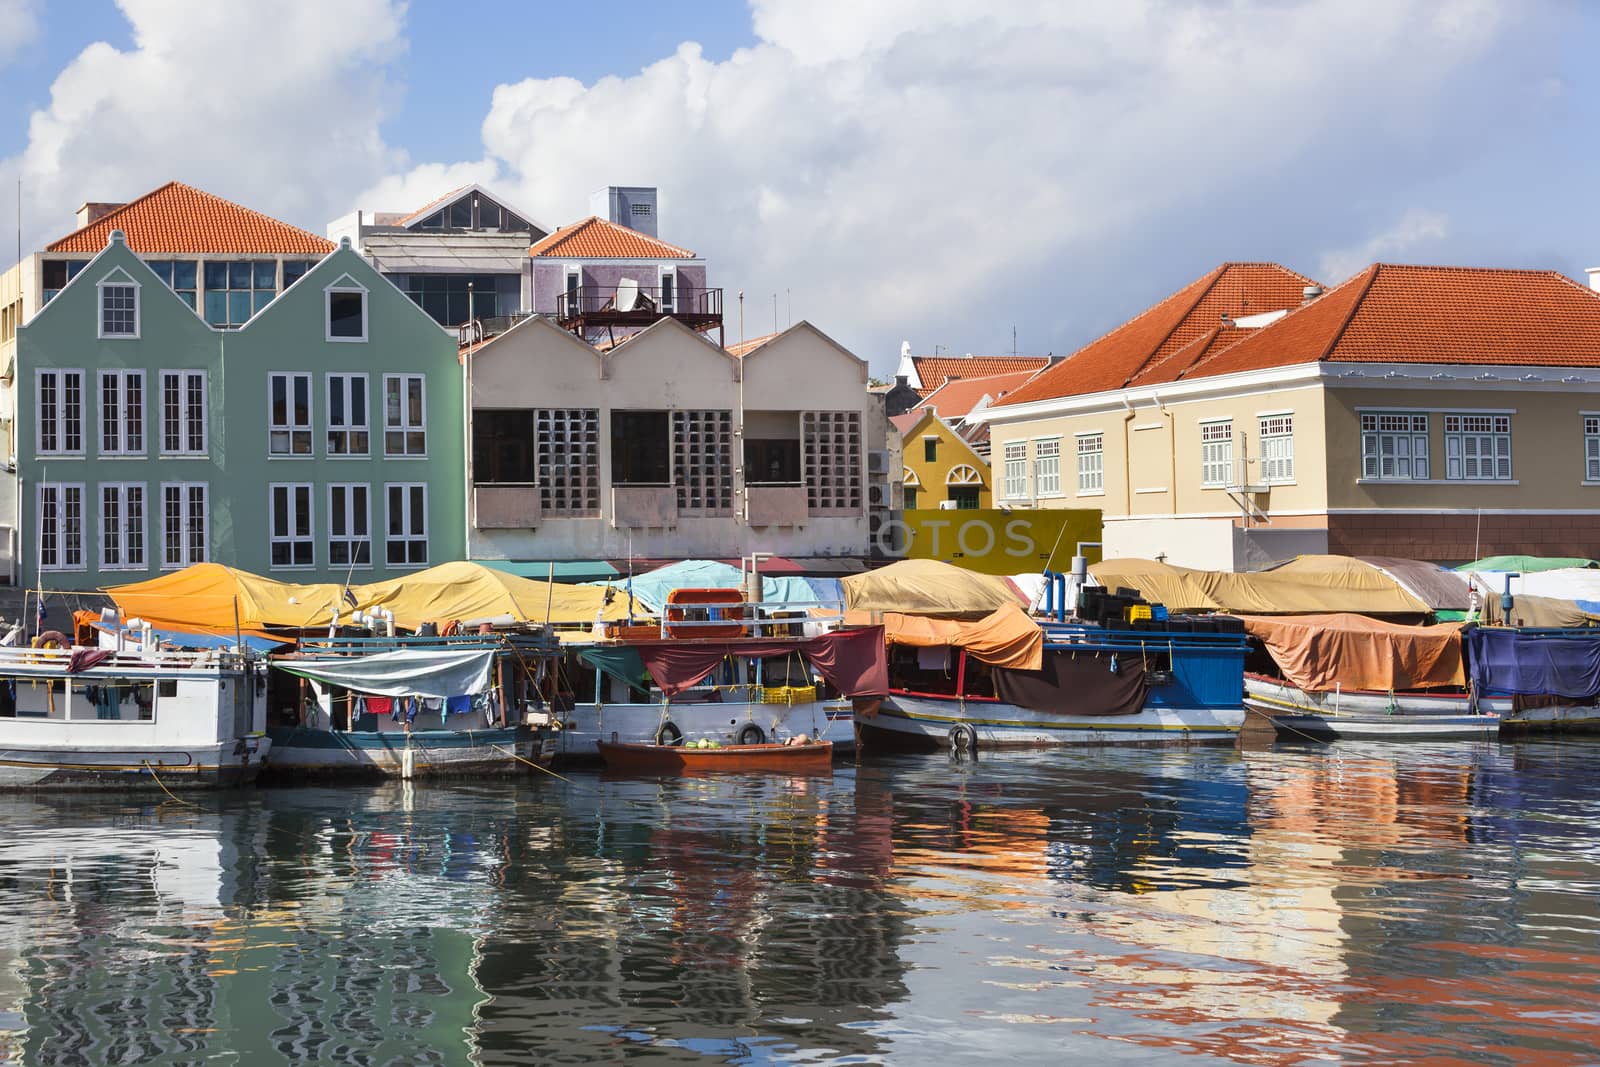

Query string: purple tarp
[636,626,889,699]
[1468,627,1600,698]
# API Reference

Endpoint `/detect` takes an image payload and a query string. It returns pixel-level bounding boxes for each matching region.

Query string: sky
[1,0,1598,378]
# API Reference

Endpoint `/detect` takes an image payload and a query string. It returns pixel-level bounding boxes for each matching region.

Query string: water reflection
[0,742,1596,1063]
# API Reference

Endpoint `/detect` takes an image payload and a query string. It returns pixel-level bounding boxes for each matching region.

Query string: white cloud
[0,0,38,67]
[2,0,408,247]
[356,0,1547,372]
[1319,209,1453,284]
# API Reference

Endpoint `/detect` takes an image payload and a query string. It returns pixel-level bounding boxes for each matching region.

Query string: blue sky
[2,1,1599,374]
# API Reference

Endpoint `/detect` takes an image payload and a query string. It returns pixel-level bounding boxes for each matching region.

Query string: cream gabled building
[465,316,881,566]
[976,262,1600,569]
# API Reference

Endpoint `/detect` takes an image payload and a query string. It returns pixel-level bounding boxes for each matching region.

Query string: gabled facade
[896,410,992,511]
[978,262,1600,568]
[465,317,874,563]
[15,232,463,590]
[894,343,1051,398]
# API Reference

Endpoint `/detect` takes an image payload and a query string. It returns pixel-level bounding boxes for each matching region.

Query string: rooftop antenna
[772,292,778,337]
[787,288,791,328]
[1013,325,1017,358]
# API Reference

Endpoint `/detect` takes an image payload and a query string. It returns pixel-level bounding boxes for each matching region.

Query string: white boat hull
[857,693,1244,750]
[556,699,855,761]
[1244,675,1499,740]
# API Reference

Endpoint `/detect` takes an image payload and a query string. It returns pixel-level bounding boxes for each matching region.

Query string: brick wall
[1327,513,1600,564]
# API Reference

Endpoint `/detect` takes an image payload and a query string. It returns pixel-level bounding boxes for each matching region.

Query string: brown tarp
[1481,594,1600,628]
[845,602,1043,670]
[993,651,1148,716]
[841,559,1028,616]
[1357,556,1473,612]
[1235,612,1464,692]
[635,626,889,698]
[1091,557,1430,615]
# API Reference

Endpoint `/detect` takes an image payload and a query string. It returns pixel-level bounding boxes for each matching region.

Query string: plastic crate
[1151,605,1169,621]
[1126,605,1152,623]
[761,685,817,704]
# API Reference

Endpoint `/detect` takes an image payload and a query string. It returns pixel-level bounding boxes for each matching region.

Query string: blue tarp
[1468,627,1600,698]
[101,624,287,654]
[591,560,843,615]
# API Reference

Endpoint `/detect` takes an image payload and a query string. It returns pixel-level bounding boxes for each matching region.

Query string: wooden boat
[596,739,833,774]
[1243,674,1502,741]
[0,635,269,790]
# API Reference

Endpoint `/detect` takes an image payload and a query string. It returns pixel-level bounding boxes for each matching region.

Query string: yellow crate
[760,685,817,704]
[1125,605,1152,623]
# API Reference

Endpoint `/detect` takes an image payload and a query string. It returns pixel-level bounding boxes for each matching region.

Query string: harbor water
[2,740,1598,1064]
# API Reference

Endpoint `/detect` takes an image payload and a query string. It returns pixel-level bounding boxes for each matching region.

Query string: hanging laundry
[366,696,394,717]
[446,695,472,717]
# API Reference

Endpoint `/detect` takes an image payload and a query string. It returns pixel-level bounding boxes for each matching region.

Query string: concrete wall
[1103,516,1328,571]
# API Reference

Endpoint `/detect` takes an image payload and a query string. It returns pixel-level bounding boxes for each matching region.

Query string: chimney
[1220,311,1235,327]
[589,186,658,238]
[1302,284,1324,303]
[895,374,908,387]
[75,202,124,229]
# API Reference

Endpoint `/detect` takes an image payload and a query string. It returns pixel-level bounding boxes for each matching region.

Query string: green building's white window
[268,372,313,457]
[1002,441,1027,499]
[161,482,208,568]
[1444,413,1511,481]
[269,483,314,569]
[1259,414,1294,484]
[1361,412,1429,480]
[1200,420,1233,487]
[1076,433,1103,494]
[100,483,147,571]
[327,374,370,456]
[327,284,368,342]
[37,483,85,571]
[385,483,428,567]
[100,370,145,456]
[328,484,371,568]
[98,279,139,339]
[1034,437,1061,497]
[36,369,84,456]
[383,374,426,456]
[204,260,275,328]
[160,370,207,456]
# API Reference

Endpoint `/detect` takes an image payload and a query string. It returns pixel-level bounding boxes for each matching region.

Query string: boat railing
[294,633,561,657]
[1040,623,1251,654]
[650,600,847,640]
[0,643,255,672]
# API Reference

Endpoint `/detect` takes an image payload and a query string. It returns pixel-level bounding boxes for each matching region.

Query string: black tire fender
[737,723,767,746]
[655,720,684,746]
[948,723,978,756]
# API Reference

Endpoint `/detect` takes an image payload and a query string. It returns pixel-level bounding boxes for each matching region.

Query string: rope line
[140,759,200,805]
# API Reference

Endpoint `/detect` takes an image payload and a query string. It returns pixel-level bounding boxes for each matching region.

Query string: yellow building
[975,262,1600,569]
[895,409,991,511]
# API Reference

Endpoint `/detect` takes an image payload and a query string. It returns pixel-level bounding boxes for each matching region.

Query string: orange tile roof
[1193,264,1600,378]
[528,216,695,259]
[917,369,1041,420]
[910,355,1049,397]
[47,181,335,255]
[399,185,470,226]
[725,331,778,358]
[994,263,1318,406]
[889,412,922,434]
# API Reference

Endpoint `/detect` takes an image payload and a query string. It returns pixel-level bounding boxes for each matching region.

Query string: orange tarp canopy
[104,563,342,633]
[848,602,1043,670]
[1236,612,1464,693]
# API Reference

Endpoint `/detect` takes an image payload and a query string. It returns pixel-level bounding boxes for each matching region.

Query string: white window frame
[268,371,314,457]
[159,369,208,457]
[1002,441,1028,500]
[326,373,370,457]
[97,274,140,339]
[269,482,315,570]
[37,482,86,572]
[1443,413,1512,482]
[328,483,372,570]
[99,482,147,571]
[1200,419,1233,488]
[1361,412,1430,481]
[160,482,209,569]
[99,369,145,456]
[36,368,85,457]
[383,373,427,457]
[324,279,369,342]
[1258,413,1294,485]
[1076,432,1104,495]
[384,482,429,568]
[1033,437,1062,498]
[659,265,676,313]
[1585,414,1600,483]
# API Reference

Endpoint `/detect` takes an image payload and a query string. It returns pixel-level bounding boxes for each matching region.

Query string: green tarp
[578,645,652,696]
[1456,556,1599,573]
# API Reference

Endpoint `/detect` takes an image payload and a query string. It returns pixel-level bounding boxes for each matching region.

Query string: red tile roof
[889,412,922,434]
[528,216,695,259]
[1192,264,1600,378]
[47,181,335,255]
[994,263,1318,406]
[910,355,1049,397]
[917,369,1041,420]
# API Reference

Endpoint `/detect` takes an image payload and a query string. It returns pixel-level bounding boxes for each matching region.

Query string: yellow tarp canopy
[1091,556,1429,616]
[841,559,1028,617]
[105,563,343,633]
[847,602,1043,670]
[353,561,635,630]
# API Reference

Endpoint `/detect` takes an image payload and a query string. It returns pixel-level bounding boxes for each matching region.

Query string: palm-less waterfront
[2,740,1598,1065]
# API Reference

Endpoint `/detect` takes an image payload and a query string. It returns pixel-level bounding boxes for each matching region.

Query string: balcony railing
[555,285,722,334]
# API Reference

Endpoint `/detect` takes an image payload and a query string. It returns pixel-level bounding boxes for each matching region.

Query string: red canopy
[636,626,889,698]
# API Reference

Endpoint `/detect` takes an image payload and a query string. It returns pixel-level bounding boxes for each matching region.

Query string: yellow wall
[900,415,992,509]
[901,508,1102,573]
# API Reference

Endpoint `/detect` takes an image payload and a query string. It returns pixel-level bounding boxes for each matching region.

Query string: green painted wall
[16,234,465,592]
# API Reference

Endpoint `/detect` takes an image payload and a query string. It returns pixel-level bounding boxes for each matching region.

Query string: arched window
[946,464,982,486]
[902,466,921,487]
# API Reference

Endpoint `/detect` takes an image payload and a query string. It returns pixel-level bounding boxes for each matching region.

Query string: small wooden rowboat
[595,740,833,775]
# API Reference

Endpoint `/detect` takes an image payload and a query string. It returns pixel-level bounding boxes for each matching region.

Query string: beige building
[465,315,886,565]
[976,262,1600,568]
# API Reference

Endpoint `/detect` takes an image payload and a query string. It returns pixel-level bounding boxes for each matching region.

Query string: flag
[343,587,358,609]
